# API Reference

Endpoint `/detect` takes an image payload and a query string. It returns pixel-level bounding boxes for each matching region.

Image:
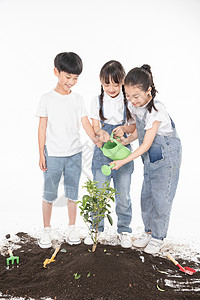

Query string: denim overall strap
[137,100,177,157]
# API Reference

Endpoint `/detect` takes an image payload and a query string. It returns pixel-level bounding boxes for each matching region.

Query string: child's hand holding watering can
[109,159,126,170]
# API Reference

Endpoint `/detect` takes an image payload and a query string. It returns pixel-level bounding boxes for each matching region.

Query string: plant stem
[92,243,97,252]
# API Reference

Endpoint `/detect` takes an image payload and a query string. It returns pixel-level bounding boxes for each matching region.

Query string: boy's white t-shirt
[36,90,88,156]
[128,100,173,136]
[90,92,126,125]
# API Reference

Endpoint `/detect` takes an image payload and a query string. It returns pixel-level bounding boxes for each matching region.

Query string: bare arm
[92,118,110,143]
[81,116,102,146]
[112,124,136,138]
[38,117,47,172]
[120,128,138,145]
[111,121,160,170]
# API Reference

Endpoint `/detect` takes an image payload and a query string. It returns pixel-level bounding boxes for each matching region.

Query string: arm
[120,128,138,145]
[38,117,47,172]
[81,116,102,146]
[92,118,110,143]
[111,121,160,170]
[112,123,136,138]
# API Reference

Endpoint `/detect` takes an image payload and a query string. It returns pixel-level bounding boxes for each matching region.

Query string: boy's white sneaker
[144,237,164,254]
[119,233,132,248]
[84,232,102,245]
[38,227,52,249]
[65,225,81,245]
[132,232,151,248]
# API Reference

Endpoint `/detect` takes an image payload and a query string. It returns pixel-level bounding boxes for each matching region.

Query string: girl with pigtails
[84,60,135,248]
[111,65,182,254]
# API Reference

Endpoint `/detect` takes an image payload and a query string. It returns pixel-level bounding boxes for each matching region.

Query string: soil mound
[0,232,199,300]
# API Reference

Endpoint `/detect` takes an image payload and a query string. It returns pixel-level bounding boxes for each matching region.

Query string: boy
[36,52,99,248]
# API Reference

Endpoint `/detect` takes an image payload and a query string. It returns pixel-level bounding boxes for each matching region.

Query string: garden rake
[7,249,19,266]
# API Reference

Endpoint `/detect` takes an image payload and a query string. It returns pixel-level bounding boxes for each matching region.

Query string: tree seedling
[78,179,117,252]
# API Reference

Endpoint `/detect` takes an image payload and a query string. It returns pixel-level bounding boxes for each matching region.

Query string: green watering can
[100,132,131,176]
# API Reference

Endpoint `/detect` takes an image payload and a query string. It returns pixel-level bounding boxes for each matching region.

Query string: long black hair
[125,64,158,113]
[99,60,132,121]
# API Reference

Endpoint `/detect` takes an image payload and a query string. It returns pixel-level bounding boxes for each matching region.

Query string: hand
[120,136,129,145]
[112,126,124,138]
[109,160,125,170]
[95,137,104,148]
[99,130,110,143]
[39,154,47,172]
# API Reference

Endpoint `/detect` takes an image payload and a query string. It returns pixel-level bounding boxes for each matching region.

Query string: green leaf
[107,214,113,226]
[87,272,91,277]
[73,273,81,279]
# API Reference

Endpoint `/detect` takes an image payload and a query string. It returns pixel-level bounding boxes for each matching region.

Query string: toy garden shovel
[7,249,19,266]
[43,247,60,268]
[167,254,196,275]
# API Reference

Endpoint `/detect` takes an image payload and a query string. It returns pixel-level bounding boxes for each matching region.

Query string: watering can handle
[110,132,121,143]
[110,132,114,141]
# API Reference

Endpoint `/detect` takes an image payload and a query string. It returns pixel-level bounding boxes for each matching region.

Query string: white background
[0,0,199,247]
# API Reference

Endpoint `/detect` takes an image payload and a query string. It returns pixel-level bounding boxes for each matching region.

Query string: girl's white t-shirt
[128,100,174,136]
[36,90,88,156]
[90,92,126,125]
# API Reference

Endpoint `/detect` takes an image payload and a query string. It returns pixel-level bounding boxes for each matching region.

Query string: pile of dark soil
[0,232,199,300]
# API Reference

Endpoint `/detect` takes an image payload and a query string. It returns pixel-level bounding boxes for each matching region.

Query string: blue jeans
[43,146,82,203]
[92,167,133,233]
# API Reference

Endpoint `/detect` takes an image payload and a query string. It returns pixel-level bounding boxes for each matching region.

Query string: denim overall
[92,97,134,233]
[136,101,182,240]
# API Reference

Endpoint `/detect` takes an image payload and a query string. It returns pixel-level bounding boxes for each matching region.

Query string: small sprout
[73,273,81,279]
[156,283,165,292]
[104,249,107,253]
[87,272,91,277]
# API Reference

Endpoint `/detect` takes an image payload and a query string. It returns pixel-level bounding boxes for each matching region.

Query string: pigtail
[141,64,158,113]
[122,85,133,122]
[99,85,107,121]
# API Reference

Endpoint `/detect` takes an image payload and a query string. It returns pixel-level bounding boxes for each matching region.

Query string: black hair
[99,60,132,122]
[54,52,83,75]
[125,64,158,113]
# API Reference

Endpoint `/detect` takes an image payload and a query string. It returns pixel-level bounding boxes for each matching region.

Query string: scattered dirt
[0,232,199,300]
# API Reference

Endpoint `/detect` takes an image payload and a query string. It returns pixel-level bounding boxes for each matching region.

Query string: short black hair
[54,52,83,75]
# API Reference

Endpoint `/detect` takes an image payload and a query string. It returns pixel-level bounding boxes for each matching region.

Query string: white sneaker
[84,234,93,245]
[144,237,164,254]
[84,231,102,245]
[38,227,52,249]
[119,233,132,248]
[132,232,151,248]
[65,225,81,245]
